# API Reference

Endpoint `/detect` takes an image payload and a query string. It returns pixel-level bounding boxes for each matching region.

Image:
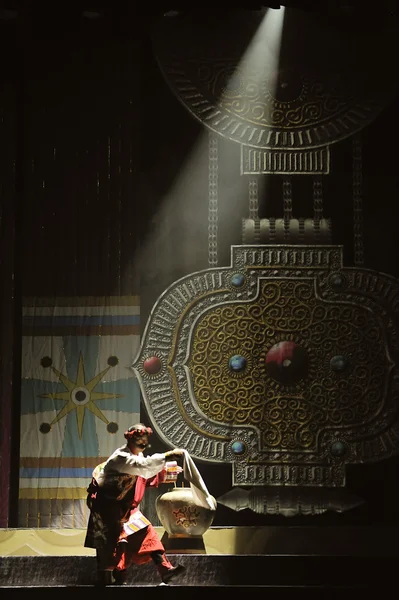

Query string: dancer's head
[124,423,153,454]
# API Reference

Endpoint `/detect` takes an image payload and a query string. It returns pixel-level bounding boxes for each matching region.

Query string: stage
[0,526,398,596]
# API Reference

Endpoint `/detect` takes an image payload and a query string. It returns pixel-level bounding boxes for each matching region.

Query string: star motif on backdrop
[39,352,122,438]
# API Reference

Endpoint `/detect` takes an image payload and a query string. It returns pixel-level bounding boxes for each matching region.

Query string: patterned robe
[84,445,168,570]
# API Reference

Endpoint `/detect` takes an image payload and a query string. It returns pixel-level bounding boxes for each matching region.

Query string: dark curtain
[1,5,399,527]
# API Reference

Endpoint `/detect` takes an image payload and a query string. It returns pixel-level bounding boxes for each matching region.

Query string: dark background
[1,1,399,527]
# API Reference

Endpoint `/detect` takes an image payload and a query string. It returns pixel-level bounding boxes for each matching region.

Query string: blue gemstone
[329,273,344,288]
[229,355,247,371]
[330,355,348,371]
[224,73,242,93]
[231,273,245,287]
[231,441,246,455]
[331,441,346,457]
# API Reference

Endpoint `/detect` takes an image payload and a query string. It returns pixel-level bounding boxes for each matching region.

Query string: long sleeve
[101,445,167,481]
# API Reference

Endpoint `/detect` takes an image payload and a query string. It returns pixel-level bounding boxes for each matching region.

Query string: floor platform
[1,527,398,596]
[0,554,397,592]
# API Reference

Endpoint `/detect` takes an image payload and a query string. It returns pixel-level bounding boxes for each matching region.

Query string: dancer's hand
[165,448,185,458]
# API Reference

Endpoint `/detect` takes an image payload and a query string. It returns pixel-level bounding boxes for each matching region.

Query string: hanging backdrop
[19,295,140,527]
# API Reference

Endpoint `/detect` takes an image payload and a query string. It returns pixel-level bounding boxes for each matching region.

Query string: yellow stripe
[19,488,87,500]
[20,457,108,468]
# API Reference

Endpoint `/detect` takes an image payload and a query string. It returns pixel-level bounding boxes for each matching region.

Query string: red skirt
[116,509,166,568]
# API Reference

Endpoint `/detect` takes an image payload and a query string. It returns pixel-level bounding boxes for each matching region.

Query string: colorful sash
[123,509,151,535]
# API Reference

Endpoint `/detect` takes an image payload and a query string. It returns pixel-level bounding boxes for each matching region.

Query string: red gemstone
[143,356,162,375]
[265,341,308,384]
[266,341,297,365]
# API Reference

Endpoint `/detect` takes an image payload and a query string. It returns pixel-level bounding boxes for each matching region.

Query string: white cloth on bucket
[182,449,217,511]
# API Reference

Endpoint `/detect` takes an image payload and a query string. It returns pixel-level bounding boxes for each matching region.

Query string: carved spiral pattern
[188,279,389,451]
[200,63,353,129]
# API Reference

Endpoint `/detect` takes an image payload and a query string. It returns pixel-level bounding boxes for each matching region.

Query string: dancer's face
[129,434,149,455]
